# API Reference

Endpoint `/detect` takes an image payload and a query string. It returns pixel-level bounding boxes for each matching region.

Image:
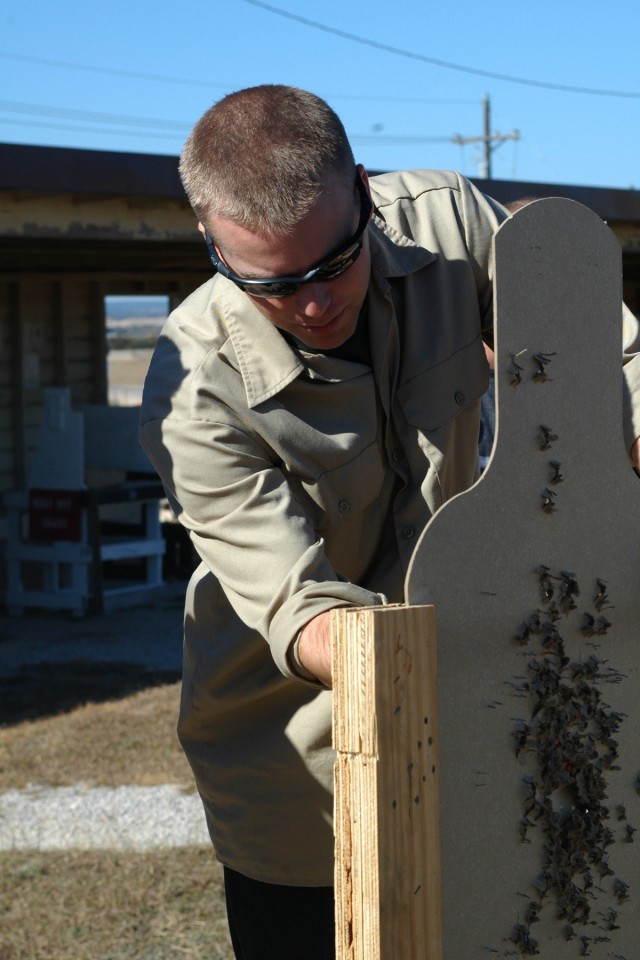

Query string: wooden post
[332,604,442,960]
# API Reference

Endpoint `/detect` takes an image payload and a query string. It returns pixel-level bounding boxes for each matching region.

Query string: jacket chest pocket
[396,336,489,433]
[289,439,387,531]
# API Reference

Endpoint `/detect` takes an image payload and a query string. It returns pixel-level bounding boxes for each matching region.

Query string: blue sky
[1,0,639,190]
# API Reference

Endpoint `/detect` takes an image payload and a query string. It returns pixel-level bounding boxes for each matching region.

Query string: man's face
[202,167,372,350]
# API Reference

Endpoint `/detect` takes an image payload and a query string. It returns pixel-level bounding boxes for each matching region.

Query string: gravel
[0,784,210,851]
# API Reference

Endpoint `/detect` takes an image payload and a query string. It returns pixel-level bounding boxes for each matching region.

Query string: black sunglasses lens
[316,242,361,281]
[239,280,299,298]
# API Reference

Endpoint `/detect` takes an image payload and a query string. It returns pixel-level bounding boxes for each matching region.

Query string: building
[1,141,640,534]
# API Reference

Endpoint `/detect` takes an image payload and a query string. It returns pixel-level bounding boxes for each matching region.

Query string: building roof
[2,142,640,224]
[0,142,184,199]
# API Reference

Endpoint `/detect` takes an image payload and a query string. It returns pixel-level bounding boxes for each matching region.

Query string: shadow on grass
[0,661,181,726]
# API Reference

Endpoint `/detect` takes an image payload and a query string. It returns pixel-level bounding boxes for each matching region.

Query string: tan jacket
[140,169,640,884]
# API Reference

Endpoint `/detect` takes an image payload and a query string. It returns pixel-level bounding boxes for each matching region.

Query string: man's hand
[297,611,333,688]
[632,437,640,472]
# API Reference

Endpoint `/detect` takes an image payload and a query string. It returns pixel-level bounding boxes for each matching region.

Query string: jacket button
[454,390,466,406]
[402,525,415,539]
[392,448,403,462]
[338,499,350,514]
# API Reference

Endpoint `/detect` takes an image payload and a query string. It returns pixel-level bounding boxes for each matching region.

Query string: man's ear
[197,221,207,238]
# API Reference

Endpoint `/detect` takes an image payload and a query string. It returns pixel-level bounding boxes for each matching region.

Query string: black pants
[223,866,335,959]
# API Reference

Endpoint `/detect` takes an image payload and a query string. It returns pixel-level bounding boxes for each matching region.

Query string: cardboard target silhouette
[404,198,640,958]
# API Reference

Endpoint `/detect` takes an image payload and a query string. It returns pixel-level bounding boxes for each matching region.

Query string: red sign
[29,489,84,542]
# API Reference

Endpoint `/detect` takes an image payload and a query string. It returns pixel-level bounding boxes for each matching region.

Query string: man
[140,85,640,958]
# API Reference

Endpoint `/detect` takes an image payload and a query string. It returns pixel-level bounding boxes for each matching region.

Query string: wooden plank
[51,279,69,387]
[100,537,165,560]
[332,605,442,960]
[89,279,108,404]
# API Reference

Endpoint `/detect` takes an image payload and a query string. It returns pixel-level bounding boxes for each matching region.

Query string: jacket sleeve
[455,172,509,348]
[139,331,386,681]
[622,302,640,455]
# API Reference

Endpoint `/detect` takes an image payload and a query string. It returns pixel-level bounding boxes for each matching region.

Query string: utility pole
[452,94,519,179]
[482,92,491,178]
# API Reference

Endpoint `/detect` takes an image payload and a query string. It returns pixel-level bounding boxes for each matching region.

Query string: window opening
[105,294,169,406]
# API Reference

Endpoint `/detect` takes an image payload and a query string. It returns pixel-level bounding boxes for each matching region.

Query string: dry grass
[0,664,234,959]
[0,671,192,791]
[0,848,232,960]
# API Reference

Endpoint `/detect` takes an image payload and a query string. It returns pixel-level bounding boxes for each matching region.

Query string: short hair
[505,196,540,213]
[179,85,355,233]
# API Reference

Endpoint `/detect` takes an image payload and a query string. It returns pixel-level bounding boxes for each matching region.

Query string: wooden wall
[0,168,638,551]
[0,268,207,508]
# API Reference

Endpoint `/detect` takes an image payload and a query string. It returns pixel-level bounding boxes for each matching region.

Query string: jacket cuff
[270,582,387,683]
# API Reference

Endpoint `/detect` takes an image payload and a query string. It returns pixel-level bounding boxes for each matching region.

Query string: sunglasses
[204,172,372,298]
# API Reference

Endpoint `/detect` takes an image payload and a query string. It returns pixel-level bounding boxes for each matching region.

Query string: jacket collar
[219,217,435,408]
[214,280,302,407]
[368,212,436,278]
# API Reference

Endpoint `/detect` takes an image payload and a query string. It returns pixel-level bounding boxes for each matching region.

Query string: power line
[0,116,184,141]
[351,135,452,145]
[0,98,190,131]
[0,51,231,91]
[0,99,455,147]
[0,51,473,107]
[0,96,505,158]
[241,0,640,99]
[0,92,484,148]
[0,111,454,148]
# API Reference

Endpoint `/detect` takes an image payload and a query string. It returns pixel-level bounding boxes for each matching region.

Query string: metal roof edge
[471,175,640,223]
[0,142,185,199]
[1,144,639,222]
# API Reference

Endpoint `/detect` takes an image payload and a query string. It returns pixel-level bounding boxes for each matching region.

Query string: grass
[0,666,191,790]
[0,662,234,960]
[0,848,231,960]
